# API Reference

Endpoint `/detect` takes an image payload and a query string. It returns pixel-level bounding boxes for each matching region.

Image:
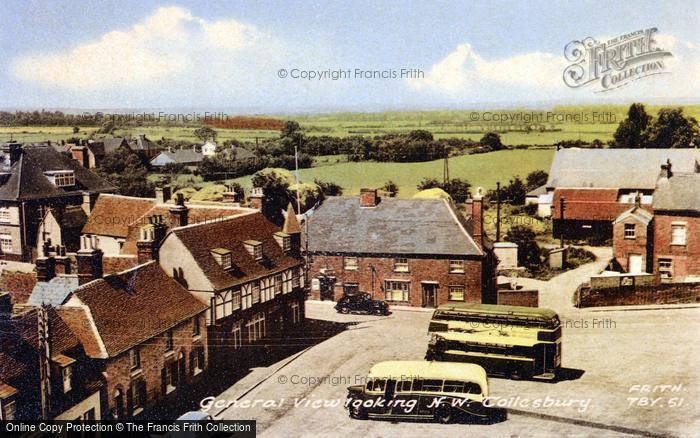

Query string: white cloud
[11,6,266,90]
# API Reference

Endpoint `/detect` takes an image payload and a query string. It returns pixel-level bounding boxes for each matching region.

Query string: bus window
[442,380,465,393]
[373,379,386,392]
[398,380,412,392]
[464,382,481,394]
[422,379,443,392]
[412,379,423,391]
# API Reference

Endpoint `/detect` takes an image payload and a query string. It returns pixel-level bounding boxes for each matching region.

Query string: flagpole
[294,140,301,214]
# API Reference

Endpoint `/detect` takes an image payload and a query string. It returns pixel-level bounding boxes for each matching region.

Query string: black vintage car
[335,293,390,315]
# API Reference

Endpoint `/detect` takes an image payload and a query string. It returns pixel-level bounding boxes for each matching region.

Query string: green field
[3,103,698,146]
[228,149,554,198]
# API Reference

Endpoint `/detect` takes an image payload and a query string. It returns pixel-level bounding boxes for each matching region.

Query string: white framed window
[62,366,72,393]
[44,170,75,187]
[658,258,673,280]
[624,223,636,239]
[2,399,16,420]
[246,313,266,343]
[193,315,201,338]
[129,347,141,371]
[448,285,465,301]
[671,224,687,245]
[192,347,204,375]
[231,323,242,349]
[343,256,359,271]
[241,285,252,310]
[164,362,177,394]
[131,380,146,414]
[252,282,261,304]
[232,290,241,311]
[261,278,274,302]
[449,259,465,273]
[291,302,301,325]
[385,280,410,302]
[165,330,174,352]
[393,258,409,273]
[244,240,263,261]
[0,235,12,253]
[283,270,293,293]
[0,208,10,223]
[274,274,283,295]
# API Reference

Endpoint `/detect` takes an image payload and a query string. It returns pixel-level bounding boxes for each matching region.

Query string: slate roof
[526,184,547,197]
[0,145,115,201]
[305,196,482,256]
[229,146,256,160]
[552,188,634,221]
[171,211,303,290]
[28,275,79,307]
[87,137,130,158]
[129,135,160,152]
[68,261,207,357]
[151,149,203,165]
[652,173,700,212]
[547,148,700,189]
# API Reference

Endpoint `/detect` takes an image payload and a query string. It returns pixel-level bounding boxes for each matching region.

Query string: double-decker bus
[426,304,561,381]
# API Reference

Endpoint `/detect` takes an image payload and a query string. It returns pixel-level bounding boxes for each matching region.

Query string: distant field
[3,103,698,145]
[229,149,555,198]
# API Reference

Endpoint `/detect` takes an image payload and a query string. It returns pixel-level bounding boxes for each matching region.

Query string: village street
[212,252,700,437]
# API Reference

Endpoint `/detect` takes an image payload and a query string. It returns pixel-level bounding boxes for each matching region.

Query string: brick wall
[576,282,700,307]
[613,216,652,273]
[308,254,483,307]
[102,313,207,419]
[653,213,700,281]
[497,288,538,307]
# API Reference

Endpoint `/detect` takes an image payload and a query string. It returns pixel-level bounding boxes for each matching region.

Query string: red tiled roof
[0,309,37,384]
[172,212,303,290]
[0,271,37,305]
[552,188,632,221]
[82,195,155,237]
[102,256,139,275]
[56,307,105,359]
[71,261,207,357]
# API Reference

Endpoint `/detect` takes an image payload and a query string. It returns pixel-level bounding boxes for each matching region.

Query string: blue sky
[1,0,698,112]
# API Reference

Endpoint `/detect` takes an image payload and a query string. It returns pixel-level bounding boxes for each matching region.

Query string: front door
[628,254,643,274]
[422,284,438,308]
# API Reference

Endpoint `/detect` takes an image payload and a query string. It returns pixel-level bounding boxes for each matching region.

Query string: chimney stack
[36,256,56,283]
[77,236,103,285]
[249,187,265,211]
[359,188,379,208]
[223,184,238,204]
[82,192,98,215]
[155,186,172,204]
[137,224,157,264]
[659,159,673,180]
[470,187,484,249]
[168,193,189,227]
[8,143,21,166]
[71,145,89,168]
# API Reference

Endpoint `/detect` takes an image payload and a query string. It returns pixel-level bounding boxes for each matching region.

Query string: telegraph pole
[496,181,502,242]
[559,196,566,248]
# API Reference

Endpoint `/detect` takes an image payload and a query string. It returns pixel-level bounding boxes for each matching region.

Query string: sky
[0,0,699,113]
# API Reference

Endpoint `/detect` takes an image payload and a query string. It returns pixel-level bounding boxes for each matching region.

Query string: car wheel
[435,403,453,424]
[349,403,367,420]
[373,308,384,316]
[338,306,350,314]
[510,367,523,380]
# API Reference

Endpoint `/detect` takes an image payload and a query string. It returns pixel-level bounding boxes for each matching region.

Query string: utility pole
[496,181,502,242]
[294,138,301,215]
[443,154,450,185]
[559,196,566,248]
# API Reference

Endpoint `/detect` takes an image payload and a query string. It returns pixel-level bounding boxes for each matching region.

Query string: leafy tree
[525,170,548,191]
[193,126,218,142]
[479,132,504,151]
[504,225,541,268]
[612,103,651,148]
[251,169,294,225]
[314,179,343,197]
[416,177,441,191]
[381,180,399,197]
[499,177,527,205]
[416,177,471,203]
[96,149,154,198]
[72,126,80,134]
[644,108,700,149]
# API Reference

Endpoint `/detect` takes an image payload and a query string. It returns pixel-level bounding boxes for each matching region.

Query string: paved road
[214,299,699,437]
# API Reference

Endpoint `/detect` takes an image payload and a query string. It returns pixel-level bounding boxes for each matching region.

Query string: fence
[575,282,700,308]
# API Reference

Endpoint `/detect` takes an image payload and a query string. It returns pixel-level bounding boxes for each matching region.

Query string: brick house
[0,143,115,262]
[544,148,700,241]
[81,189,251,274]
[156,208,306,366]
[0,293,103,421]
[305,188,496,307]
[612,167,700,282]
[70,138,132,169]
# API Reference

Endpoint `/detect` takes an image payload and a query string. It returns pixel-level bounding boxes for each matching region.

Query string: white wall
[54,390,101,420]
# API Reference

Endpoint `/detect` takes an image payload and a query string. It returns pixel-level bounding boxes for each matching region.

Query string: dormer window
[44,170,75,187]
[51,354,76,393]
[211,248,233,269]
[274,232,291,252]
[244,240,263,261]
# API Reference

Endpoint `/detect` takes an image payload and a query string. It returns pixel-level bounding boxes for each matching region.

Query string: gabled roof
[129,135,160,152]
[652,173,700,212]
[614,206,654,225]
[526,184,547,197]
[82,193,249,241]
[170,211,303,290]
[552,188,633,221]
[28,275,79,307]
[0,145,115,201]
[87,137,131,158]
[151,149,203,165]
[305,196,482,256]
[67,261,207,357]
[547,148,700,189]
